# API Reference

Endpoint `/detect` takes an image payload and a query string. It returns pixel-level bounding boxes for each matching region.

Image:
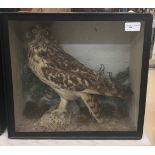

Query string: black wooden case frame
[0,13,153,139]
[0,15,6,135]
[0,57,6,135]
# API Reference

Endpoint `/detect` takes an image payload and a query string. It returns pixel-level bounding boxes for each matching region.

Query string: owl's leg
[58,98,68,112]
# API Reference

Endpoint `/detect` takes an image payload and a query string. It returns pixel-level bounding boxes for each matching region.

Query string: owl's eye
[32,28,38,34]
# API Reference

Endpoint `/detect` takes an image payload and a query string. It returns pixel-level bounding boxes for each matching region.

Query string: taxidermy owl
[25,24,131,123]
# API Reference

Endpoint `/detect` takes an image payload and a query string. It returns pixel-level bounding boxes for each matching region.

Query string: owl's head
[25,24,50,44]
[25,24,54,53]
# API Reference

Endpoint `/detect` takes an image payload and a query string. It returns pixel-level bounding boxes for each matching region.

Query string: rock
[34,101,81,131]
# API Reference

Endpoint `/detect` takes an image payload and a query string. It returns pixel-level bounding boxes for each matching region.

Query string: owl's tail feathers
[80,93,104,123]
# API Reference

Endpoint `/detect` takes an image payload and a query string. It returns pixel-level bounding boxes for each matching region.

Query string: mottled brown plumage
[25,24,130,123]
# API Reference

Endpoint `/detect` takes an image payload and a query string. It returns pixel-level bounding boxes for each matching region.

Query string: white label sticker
[125,22,141,31]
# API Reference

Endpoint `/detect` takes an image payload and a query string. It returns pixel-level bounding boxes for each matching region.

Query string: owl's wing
[41,64,100,92]
[40,47,114,96]
[39,46,129,99]
[40,46,100,91]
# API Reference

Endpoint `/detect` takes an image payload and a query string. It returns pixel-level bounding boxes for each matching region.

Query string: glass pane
[8,21,144,132]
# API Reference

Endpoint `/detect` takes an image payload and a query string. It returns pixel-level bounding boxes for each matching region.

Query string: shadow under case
[0,13,153,139]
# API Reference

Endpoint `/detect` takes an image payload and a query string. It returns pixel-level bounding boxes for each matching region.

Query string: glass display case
[0,13,153,139]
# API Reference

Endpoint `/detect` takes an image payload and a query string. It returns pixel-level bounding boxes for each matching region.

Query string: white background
[0,0,154,8]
